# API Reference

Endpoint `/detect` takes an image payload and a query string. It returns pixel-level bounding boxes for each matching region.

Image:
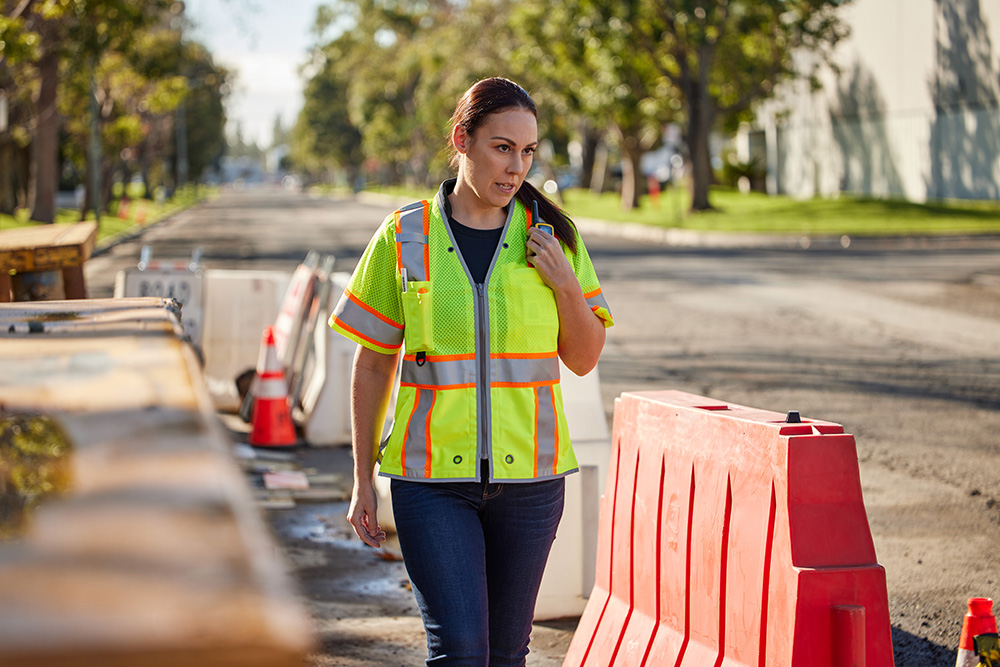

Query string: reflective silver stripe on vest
[400,354,558,388]
[492,355,560,386]
[395,232,429,244]
[402,387,435,478]
[397,202,428,282]
[401,356,476,388]
[585,288,610,315]
[535,385,558,474]
[335,291,404,348]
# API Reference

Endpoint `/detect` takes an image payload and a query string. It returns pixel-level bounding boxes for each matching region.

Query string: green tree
[300,0,546,187]
[0,9,40,215]
[513,0,849,212]
[635,0,850,211]
[512,0,676,210]
[290,45,364,185]
[0,0,172,223]
[61,35,188,211]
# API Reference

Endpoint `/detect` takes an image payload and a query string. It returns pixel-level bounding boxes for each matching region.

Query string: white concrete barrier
[199,269,291,411]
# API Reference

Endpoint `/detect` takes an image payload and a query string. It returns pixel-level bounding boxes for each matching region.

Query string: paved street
[85,187,1000,665]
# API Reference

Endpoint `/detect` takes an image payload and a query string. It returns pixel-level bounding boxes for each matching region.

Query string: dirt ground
[84,189,1000,666]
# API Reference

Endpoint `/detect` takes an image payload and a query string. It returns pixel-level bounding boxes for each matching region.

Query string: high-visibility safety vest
[330,181,613,482]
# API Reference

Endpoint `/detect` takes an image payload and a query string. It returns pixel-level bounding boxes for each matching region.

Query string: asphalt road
[85,187,1000,666]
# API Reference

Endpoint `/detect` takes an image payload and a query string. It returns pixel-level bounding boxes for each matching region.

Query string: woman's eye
[524,147,535,156]
[497,144,510,153]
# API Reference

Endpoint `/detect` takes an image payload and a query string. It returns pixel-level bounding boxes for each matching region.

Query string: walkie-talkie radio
[531,200,554,236]
[527,200,552,267]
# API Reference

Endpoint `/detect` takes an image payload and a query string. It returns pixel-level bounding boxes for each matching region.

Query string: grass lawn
[363,184,1000,237]
[7,184,994,240]
[0,186,217,242]
[561,187,1000,236]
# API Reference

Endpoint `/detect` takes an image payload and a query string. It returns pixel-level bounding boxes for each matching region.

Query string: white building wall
[751,0,1000,202]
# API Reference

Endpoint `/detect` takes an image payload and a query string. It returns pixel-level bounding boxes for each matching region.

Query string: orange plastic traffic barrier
[956,598,997,667]
[248,326,297,447]
[563,390,893,667]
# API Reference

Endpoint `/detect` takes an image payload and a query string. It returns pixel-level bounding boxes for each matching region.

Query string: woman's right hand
[347,477,386,548]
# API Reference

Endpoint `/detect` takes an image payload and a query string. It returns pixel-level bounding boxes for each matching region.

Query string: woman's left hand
[526,227,575,291]
[526,227,607,376]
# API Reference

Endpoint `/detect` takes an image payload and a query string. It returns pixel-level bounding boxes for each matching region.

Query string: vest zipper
[475,281,491,480]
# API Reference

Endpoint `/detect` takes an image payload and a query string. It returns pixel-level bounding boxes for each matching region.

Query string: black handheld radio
[531,200,554,236]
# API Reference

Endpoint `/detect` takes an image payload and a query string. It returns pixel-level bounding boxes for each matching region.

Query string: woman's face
[455,108,538,209]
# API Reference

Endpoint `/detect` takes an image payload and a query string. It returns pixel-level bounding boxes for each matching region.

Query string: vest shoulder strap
[394,200,431,282]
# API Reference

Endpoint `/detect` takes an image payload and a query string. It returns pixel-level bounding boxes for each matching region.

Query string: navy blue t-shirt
[442,181,505,285]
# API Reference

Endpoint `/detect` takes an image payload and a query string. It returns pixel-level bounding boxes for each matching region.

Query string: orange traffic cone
[956,597,997,667]
[248,326,297,447]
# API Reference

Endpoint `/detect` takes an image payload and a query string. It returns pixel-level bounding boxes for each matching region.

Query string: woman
[329,77,613,666]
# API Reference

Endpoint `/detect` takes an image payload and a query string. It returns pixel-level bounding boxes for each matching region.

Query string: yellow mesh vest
[381,194,575,481]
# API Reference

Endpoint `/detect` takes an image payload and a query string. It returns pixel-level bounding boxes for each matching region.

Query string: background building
[741,0,1000,202]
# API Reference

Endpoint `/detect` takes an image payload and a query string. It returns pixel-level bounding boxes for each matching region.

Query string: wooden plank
[0,296,179,317]
[0,297,315,665]
[0,298,184,337]
[0,222,97,272]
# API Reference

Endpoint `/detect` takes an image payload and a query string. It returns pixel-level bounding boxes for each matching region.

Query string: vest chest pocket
[501,267,559,344]
[402,281,434,353]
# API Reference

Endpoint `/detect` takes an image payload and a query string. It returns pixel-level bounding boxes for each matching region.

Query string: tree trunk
[617,129,645,211]
[101,160,115,214]
[0,138,16,215]
[589,140,608,194]
[16,142,31,210]
[686,81,715,212]
[81,178,93,218]
[31,44,60,224]
[578,122,602,191]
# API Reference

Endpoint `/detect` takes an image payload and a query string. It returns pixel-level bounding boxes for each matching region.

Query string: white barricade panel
[115,266,204,345]
[199,269,292,411]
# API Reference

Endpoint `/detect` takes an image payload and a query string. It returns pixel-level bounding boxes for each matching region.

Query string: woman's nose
[508,153,527,174]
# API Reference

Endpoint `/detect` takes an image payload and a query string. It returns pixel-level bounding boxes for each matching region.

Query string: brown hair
[448,77,577,253]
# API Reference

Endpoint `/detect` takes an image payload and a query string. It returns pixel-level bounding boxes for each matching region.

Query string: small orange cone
[956,597,997,667]
[248,326,297,447]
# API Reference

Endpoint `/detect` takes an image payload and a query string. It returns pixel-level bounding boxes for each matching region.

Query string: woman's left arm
[527,227,607,375]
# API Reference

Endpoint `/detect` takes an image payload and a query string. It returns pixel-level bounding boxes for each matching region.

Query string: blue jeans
[391,468,565,667]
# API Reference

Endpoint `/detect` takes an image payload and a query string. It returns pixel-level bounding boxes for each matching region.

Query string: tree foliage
[297,0,848,213]
[0,414,72,542]
[631,0,851,209]
[0,1,227,221]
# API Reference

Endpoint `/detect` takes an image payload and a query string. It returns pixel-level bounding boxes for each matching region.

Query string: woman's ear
[452,124,470,154]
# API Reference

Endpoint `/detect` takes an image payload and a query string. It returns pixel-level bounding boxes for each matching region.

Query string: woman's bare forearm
[351,345,399,483]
